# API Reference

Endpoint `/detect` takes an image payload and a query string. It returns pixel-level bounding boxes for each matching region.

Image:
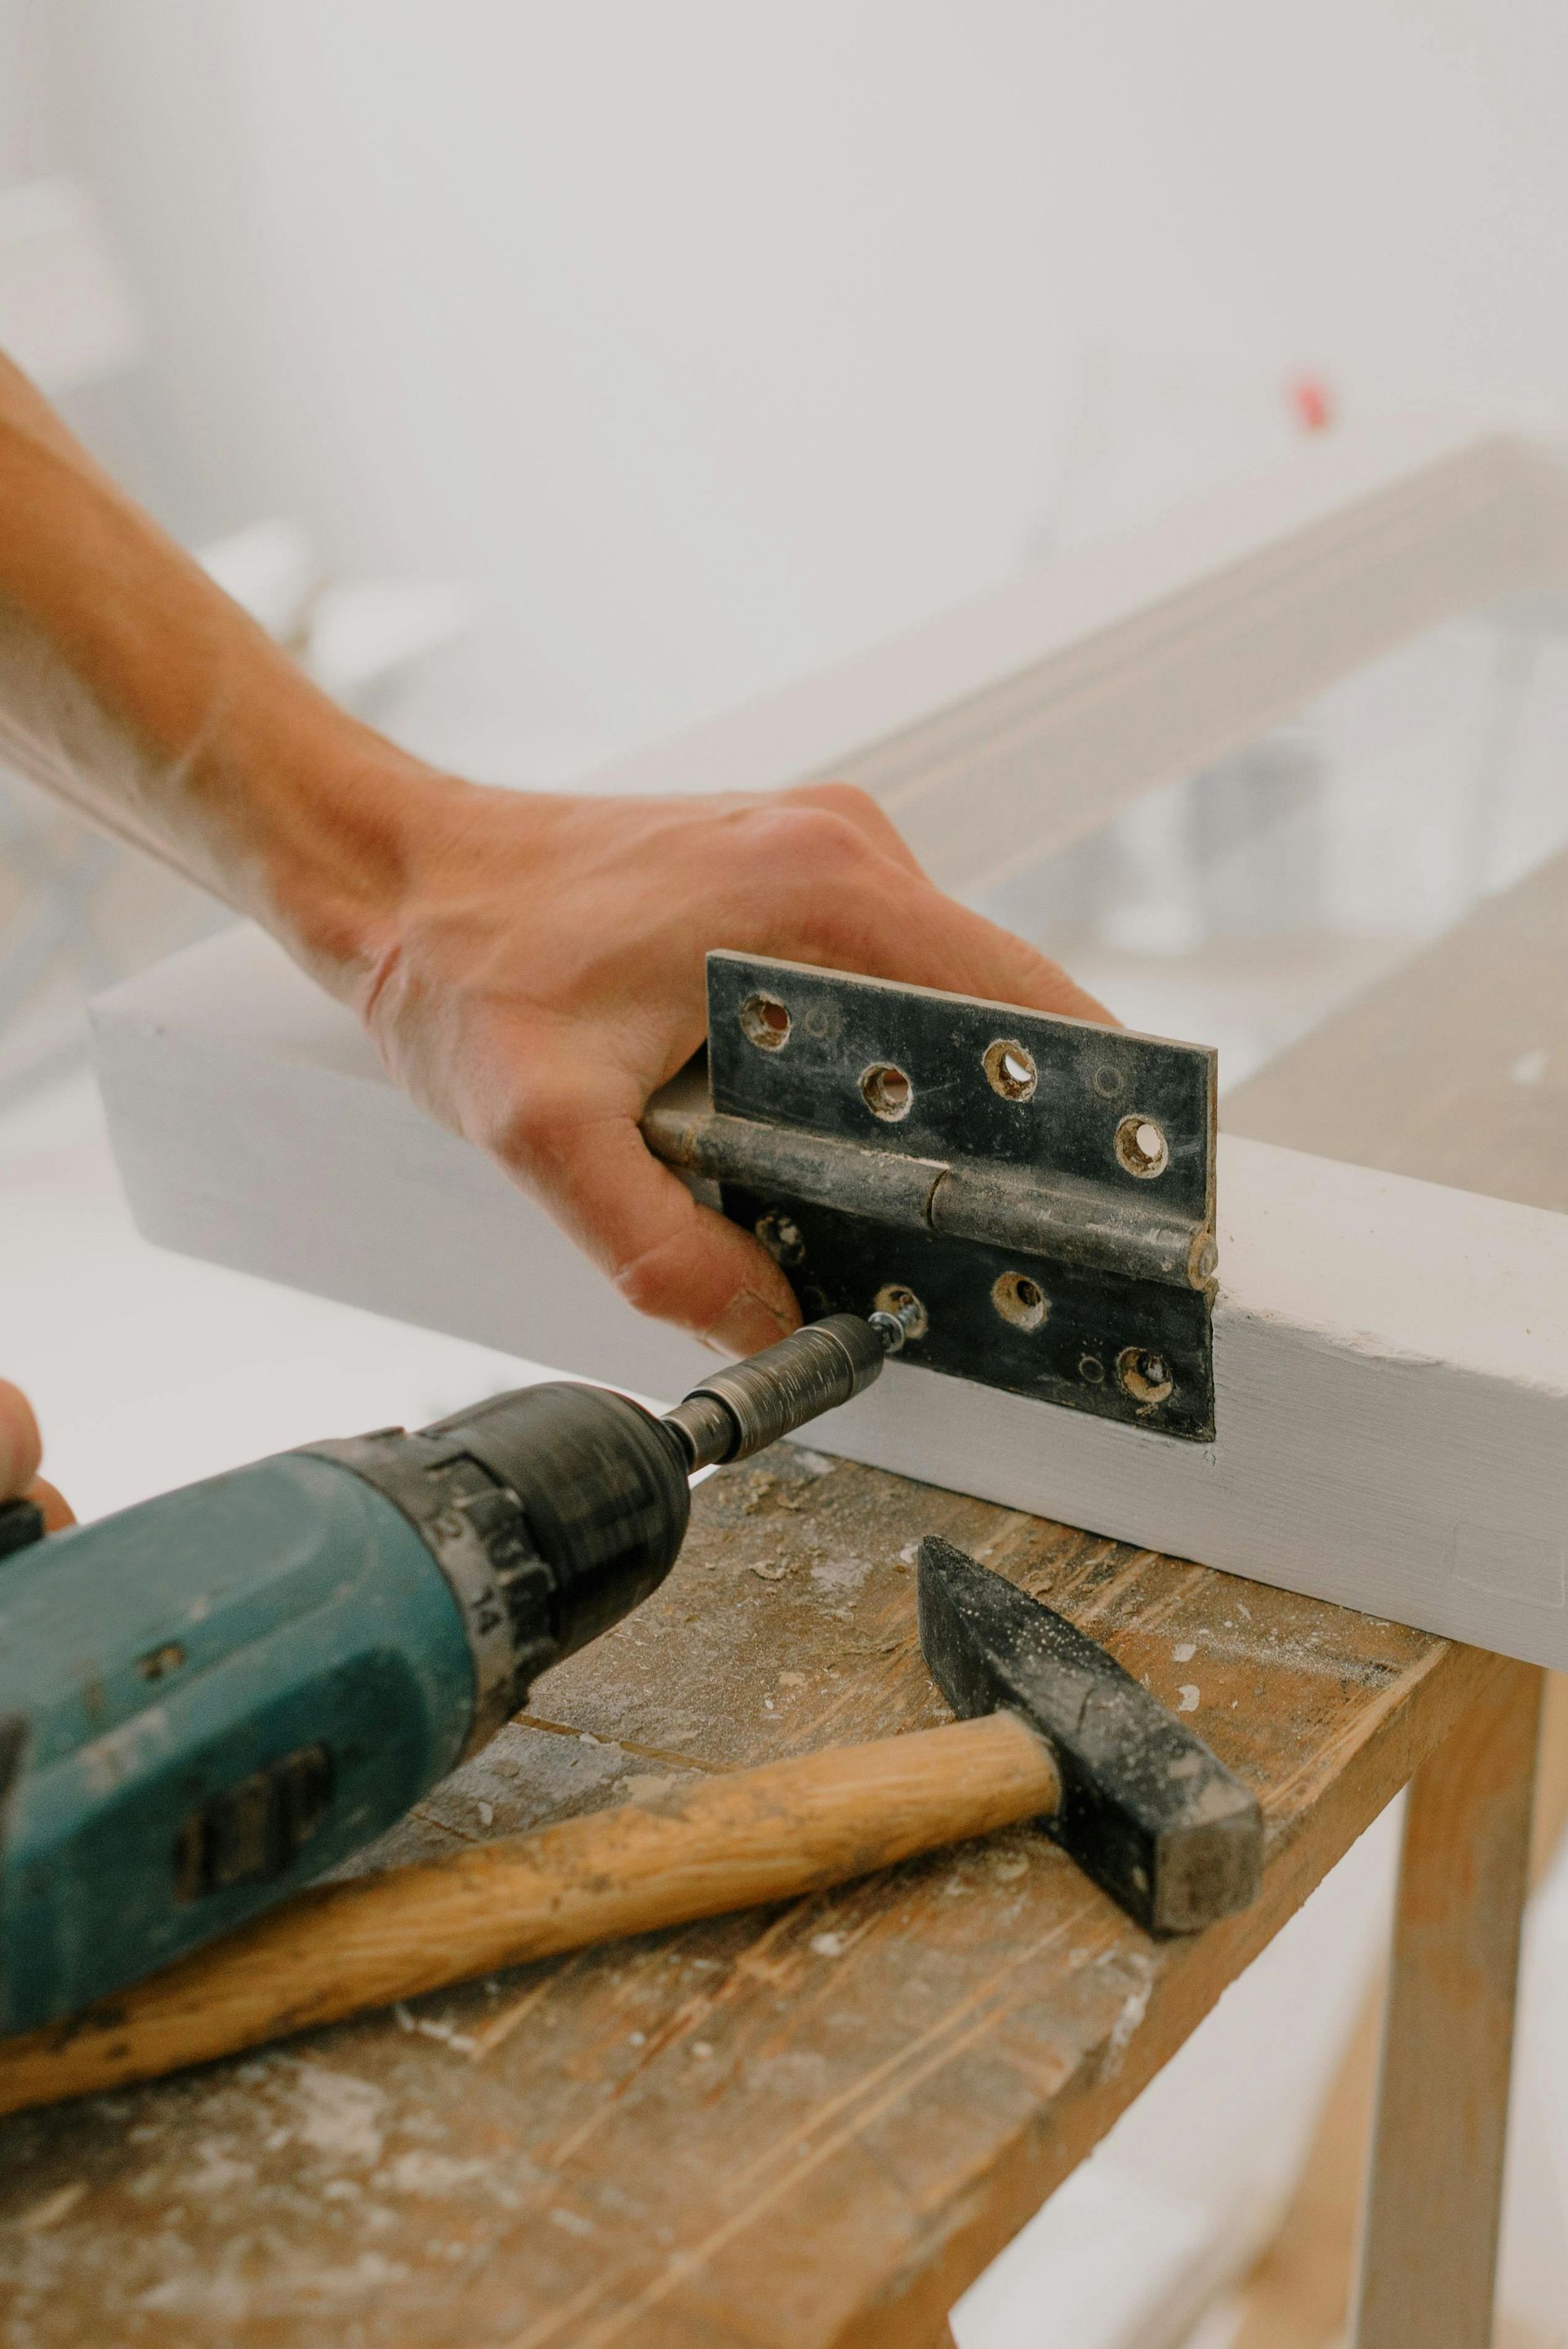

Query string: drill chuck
[308,1383,692,1754]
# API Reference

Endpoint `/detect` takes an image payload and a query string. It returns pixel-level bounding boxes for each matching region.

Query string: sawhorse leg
[1352,1658,1544,2349]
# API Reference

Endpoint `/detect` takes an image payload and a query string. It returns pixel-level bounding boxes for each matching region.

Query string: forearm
[0,351,430,991]
[0,349,1111,1357]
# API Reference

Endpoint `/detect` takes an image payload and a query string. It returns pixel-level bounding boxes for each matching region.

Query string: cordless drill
[0,1309,914,2035]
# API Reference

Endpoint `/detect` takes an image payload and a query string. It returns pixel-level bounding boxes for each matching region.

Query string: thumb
[26,1477,74,1531]
[0,1380,41,1500]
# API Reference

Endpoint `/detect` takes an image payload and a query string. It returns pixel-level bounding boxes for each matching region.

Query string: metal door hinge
[645,953,1218,1441]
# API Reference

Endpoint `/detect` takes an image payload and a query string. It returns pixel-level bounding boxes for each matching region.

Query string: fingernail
[702,1286,798,1357]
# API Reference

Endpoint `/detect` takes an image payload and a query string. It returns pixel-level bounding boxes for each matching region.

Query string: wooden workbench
[0,1450,1506,2347]
[4,851,1562,2348]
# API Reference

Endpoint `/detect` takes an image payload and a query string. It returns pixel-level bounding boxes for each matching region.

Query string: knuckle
[742,804,879,885]
[785,778,880,827]
[485,1083,583,1179]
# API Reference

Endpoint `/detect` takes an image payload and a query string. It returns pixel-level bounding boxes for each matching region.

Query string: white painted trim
[571,417,1568,891]
[92,925,1568,1673]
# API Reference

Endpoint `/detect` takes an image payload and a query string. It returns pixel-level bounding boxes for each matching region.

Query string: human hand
[0,350,1107,1359]
[351,775,1111,1355]
[0,1380,73,1531]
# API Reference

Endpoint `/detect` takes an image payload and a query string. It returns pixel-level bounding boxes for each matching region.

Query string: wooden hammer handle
[0,1713,1058,2117]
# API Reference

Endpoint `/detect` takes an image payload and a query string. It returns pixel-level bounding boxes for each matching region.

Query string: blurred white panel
[0,175,142,392]
[45,0,1568,743]
[199,516,317,643]
[953,2162,1214,2349]
[305,574,475,705]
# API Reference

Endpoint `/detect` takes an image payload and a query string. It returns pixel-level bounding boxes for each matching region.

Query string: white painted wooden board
[92,924,1568,1673]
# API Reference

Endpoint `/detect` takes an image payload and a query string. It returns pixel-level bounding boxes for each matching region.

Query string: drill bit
[662,1301,920,1473]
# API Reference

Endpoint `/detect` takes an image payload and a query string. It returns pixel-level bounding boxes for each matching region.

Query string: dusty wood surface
[1352,1660,1543,2349]
[0,1438,1489,2347]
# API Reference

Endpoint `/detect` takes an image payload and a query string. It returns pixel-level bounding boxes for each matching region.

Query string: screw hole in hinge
[982,1039,1038,1102]
[755,1210,806,1267]
[1117,1346,1174,1405]
[1115,1113,1169,1179]
[991,1270,1049,1332]
[861,1063,913,1121]
[740,992,792,1051]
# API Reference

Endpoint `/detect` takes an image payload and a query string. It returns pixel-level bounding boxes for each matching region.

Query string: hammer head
[917,1538,1263,1935]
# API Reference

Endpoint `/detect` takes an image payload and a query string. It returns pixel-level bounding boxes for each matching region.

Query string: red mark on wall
[1287,374,1335,434]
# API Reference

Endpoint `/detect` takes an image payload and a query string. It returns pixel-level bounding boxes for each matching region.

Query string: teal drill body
[0,1313,895,2038]
[0,1377,700,2035]
[0,1455,474,2030]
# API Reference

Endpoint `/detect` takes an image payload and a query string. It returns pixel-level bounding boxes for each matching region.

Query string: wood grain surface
[0,1441,1488,2347]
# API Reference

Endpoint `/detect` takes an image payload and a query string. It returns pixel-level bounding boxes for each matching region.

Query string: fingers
[26,1477,74,1531]
[763,848,1114,1027]
[0,1380,42,1498]
[878,890,1115,1026]
[731,796,1112,1027]
[524,804,1108,1351]
[499,1099,802,1357]
[0,1384,70,1525]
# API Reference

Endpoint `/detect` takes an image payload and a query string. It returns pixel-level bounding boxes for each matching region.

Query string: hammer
[0,1542,1262,2117]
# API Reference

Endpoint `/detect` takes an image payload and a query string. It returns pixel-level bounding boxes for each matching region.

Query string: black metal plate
[707,953,1218,1441]
[721,1188,1215,1438]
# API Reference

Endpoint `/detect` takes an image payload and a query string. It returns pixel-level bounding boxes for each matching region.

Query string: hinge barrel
[644,1103,1214,1292]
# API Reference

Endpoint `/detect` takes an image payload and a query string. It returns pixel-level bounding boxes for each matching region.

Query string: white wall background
[8,0,1568,750]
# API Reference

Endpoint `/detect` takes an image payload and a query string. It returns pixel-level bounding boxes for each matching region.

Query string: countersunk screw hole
[1117,1346,1174,1405]
[861,1063,913,1121]
[755,1210,805,1268]
[741,993,792,1051]
[983,1039,1038,1102]
[1115,1113,1169,1179]
[991,1270,1049,1333]
[873,1282,929,1342]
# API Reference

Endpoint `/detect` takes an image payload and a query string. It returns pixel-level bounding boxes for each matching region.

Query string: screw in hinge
[869,1285,928,1353]
[1117,1347,1174,1404]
